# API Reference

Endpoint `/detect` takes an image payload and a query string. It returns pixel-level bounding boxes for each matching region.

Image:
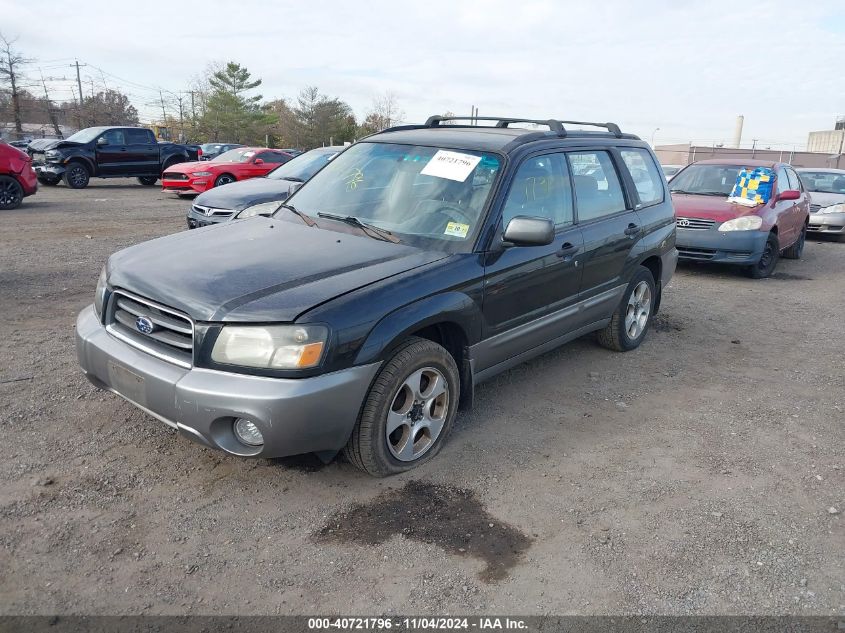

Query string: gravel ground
[0,179,843,616]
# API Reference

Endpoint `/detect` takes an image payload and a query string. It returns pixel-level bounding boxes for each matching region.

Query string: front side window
[776,167,791,194]
[786,168,802,192]
[501,153,573,227]
[567,151,626,221]
[214,148,256,163]
[100,129,125,145]
[620,148,664,207]
[257,151,288,164]
[285,142,502,250]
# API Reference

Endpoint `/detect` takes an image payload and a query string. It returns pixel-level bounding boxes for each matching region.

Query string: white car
[797,168,845,241]
[661,164,683,181]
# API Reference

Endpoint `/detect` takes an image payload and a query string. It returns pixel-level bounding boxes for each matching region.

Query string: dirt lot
[0,179,843,616]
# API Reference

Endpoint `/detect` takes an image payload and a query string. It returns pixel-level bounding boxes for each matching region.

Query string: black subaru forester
[76,116,677,476]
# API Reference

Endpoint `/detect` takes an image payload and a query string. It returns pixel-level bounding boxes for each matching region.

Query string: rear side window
[568,151,626,222]
[620,148,664,207]
[125,129,152,144]
[501,153,574,227]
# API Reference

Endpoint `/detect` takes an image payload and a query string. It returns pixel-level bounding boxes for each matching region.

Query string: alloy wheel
[386,367,449,462]
[625,281,651,339]
[0,179,22,208]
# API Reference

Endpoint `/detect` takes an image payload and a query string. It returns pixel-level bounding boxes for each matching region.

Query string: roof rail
[422,115,623,138]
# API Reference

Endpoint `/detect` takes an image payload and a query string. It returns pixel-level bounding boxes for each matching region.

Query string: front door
[478,152,584,371]
[95,129,128,176]
[774,166,798,245]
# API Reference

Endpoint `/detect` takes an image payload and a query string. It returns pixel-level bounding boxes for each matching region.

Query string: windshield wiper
[317,212,400,243]
[279,203,316,226]
[670,189,727,196]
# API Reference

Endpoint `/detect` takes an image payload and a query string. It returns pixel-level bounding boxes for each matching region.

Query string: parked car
[670,159,809,278]
[278,148,304,157]
[186,146,343,228]
[199,142,243,161]
[75,115,676,476]
[0,141,38,210]
[796,167,845,241]
[161,147,293,196]
[27,126,198,188]
[661,164,683,180]
[9,139,33,149]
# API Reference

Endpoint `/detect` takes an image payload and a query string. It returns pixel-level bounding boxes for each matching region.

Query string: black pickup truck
[28,126,198,189]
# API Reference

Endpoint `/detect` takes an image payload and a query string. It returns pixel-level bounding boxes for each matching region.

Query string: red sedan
[0,141,38,210]
[161,147,293,195]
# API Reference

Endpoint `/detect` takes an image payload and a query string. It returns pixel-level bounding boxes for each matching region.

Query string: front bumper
[33,162,66,179]
[75,305,380,458]
[186,205,235,229]
[162,176,208,194]
[676,227,768,265]
[808,212,845,235]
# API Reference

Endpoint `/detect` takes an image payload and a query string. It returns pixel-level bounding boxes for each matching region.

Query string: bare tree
[367,91,405,131]
[0,32,32,137]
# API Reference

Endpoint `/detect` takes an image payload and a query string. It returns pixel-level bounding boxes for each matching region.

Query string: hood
[165,160,206,173]
[108,218,448,322]
[31,139,81,152]
[671,193,764,222]
[193,177,298,211]
[808,192,845,208]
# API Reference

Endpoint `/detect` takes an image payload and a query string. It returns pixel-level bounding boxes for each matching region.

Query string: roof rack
[422,115,623,138]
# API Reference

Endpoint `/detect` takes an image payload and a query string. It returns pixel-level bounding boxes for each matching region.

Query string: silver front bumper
[808,212,845,234]
[75,305,380,458]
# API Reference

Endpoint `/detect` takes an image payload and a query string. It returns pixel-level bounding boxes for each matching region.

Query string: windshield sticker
[344,168,364,190]
[421,150,482,182]
[444,222,470,238]
[728,167,774,206]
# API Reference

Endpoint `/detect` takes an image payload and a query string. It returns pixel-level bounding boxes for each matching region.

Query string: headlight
[236,201,282,219]
[45,150,60,161]
[818,203,845,214]
[211,325,328,370]
[718,216,763,232]
[93,266,107,319]
[191,171,213,177]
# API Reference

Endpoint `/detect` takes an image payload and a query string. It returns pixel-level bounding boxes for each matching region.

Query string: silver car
[797,167,845,241]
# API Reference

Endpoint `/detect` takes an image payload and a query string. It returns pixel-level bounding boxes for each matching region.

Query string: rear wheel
[214,173,235,187]
[597,266,655,352]
[344,337,459,477]
[747,232,779,278]
[137,176,158,186]
[63,162,90,189]
[0,176,24,210]
[782,225,806,259]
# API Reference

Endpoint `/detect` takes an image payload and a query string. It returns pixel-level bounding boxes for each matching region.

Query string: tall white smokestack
[732,115,744,149]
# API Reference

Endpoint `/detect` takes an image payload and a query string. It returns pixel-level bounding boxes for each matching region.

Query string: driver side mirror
[503,216,555,247]
[96,137,108,146]
[777,190,800,201]
[254,158,264,165]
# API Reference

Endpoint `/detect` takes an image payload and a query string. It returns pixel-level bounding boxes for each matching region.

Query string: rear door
[568,149,641,321]
[786,167,809,233]
[478,151,584,370]
[123,128,159,175]
[95,128,128,175]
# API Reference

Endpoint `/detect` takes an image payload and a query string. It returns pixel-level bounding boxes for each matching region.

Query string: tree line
[1,33,406,149]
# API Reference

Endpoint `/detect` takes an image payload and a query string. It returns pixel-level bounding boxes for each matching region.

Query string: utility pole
[751,138,758,158]
[39,68,63,138]
[74,60,85,129]
[159,90,168,140]
[176,94,185,142]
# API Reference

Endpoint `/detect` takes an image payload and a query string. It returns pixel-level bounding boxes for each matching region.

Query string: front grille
[676,217,715,230]
[677,246,716,260]
[810,204,822,213]
[192,204,233,218]
[808,224,822,230]
[163,172,188,181]
[106,290,193,367]
[31,152,46,164]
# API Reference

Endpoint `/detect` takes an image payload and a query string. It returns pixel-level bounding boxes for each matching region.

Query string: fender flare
[65,156,95,176]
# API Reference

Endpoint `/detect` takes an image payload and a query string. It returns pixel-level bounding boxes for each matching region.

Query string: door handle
[557,242,579,259]
[624,223,639,236]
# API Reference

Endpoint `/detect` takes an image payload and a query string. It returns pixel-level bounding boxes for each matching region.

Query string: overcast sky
[3,0,844,149]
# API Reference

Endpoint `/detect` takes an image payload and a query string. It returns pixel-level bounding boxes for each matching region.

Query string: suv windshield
[669,164,746,196]
[284,142,502,250]
[798,171,845,194]
[268,149,339,181]
[213,148,256,163]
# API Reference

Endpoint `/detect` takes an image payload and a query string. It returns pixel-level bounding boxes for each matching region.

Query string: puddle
[770,272,813,281]
[315,480,531,582]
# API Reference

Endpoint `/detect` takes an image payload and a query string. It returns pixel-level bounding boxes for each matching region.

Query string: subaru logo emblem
[135,316,154,335]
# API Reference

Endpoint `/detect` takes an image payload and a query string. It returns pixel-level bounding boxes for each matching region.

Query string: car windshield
[283,142,502,250]
[669,164,746,195]
[213,148,256,163]
[798,171,845,194]
[268,150,338,181]
[65,128,107,144]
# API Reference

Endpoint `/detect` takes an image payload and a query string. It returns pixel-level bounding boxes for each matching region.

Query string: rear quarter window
[620,148,664,207]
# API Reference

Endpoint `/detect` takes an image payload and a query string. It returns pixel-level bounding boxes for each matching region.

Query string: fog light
[233,418,264,446]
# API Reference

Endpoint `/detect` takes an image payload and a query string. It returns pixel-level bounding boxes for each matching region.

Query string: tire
[214,174,236,187]
[782,225,806,259]
[746,232,779,278]
[137,176,158,186]
[597,266,656,352]
[37,175,60,186]
[63,162,90,189]
[344,336,460,477]
[0,175,24,210]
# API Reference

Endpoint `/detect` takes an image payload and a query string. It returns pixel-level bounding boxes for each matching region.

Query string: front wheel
[214,174,235,187]
[0,175,24,210]
[782,225,806,259]
[597,266,655,352]
[344,337,460,477]
[138,176,158,186]
[63,162,90,189]
[747,232,779,278]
